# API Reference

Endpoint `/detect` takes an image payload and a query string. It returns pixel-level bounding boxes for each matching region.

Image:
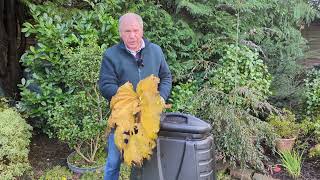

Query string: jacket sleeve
[158,48,172,101]
[98,52,119,102]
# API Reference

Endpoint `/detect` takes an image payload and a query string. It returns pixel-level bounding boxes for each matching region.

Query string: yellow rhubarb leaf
[107,75,165,166]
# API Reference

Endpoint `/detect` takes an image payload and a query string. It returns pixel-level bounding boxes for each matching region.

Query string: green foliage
[0,107,32,180]
[48,42,107,164]
[176,0,214,17]
[267,109,300,138]
[20,1,117,128]
[210,44,272,100]
[216,169,231,180]
[20,0,320,172]
[80,171,103,180]
[79,164,130,180]
[190,86,276,170]
[140,4,199,82]
[305,69,320,116]
[119,164,131,180]
[20,2,114,163]
[39,166,73,180]
[168,80,199,113]
[279,150,303,179]
[300,116,320,142]
[309,144,320,158]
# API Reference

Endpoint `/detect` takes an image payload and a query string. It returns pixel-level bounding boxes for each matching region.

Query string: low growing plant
[279,150,303,179]
[79,164,130,180]
[309,144,320,158]
[0,102,33,180]
[39,166,73,180]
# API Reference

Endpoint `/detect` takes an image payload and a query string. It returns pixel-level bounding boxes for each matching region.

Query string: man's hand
[161,96,172,109]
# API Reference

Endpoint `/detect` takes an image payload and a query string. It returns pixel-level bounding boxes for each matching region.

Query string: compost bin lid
[160,112,212,134]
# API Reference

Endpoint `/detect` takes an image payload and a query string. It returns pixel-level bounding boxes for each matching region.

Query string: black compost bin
[132,112,215,180]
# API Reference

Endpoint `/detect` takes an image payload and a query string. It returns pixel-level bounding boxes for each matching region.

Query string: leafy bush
[20,1,117,131]
[39,166,73,180]
[168,80,199,113]
[210,44,272,100]
[267,109,300,138]
[20,3,113,165]
[48,42,107,164]
[300,116,320,142]
[139,3,199,82]
[279,150,303,179]
[0,103,33,179]
[305,69,320,116]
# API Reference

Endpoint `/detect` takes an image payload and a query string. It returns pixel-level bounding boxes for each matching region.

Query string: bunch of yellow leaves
[107,75,165,166]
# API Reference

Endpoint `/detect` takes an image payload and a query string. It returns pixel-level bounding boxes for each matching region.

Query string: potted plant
[48,41,108,173]
[268,109,300,152]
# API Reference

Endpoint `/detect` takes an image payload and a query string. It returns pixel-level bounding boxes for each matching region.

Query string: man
[98,13,172,180]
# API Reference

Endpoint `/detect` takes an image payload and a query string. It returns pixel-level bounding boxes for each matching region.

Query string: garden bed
[271,157,320,180]
[29,133,320,180]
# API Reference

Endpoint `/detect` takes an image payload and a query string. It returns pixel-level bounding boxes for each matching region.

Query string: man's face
[120,17,143,52]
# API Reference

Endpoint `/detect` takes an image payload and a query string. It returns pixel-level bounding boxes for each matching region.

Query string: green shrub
[210,44,272,100]
[39,166,73,180]
[20,1,117,132]
[190,86,276,170]
[140,4,199,82]
[47,42,107,165]
[300,116,320,142]
[20,2,113,165]
[168,80,199,113]
[267,109,300,138]
[305,69,320,117]
[0,106,33,179]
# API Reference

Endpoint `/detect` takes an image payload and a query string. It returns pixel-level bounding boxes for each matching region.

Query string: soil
[28,133,72,178]
[271,157,320,180]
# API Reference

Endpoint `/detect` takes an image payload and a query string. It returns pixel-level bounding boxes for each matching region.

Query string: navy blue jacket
[98,38,172,102]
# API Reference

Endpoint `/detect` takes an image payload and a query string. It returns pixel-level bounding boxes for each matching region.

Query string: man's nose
[129,32,135,38]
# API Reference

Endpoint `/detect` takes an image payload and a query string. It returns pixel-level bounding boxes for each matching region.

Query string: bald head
[119,13,143,32]
[119,13,144,51]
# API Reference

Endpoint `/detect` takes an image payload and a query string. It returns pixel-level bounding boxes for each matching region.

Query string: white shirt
[126,39,145,57]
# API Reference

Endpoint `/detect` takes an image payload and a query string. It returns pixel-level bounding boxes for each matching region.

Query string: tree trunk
[0,0,25,99]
